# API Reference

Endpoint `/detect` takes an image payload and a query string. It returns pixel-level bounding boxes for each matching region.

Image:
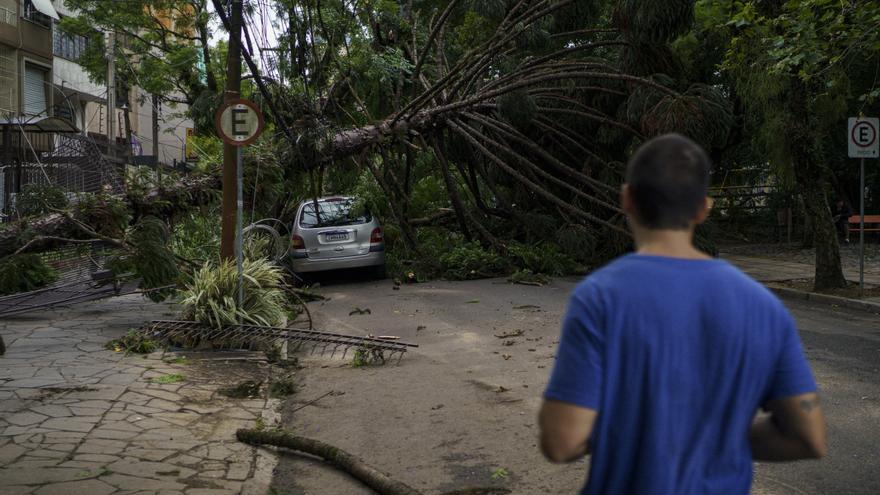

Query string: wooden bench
[848,215,880,233]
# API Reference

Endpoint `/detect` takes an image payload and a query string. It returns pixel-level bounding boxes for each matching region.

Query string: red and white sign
[848,117,878,158]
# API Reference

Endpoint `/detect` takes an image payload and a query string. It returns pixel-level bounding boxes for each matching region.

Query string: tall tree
[724,0,880,289]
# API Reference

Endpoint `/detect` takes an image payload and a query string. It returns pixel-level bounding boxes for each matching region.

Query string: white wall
[134,91,194,166]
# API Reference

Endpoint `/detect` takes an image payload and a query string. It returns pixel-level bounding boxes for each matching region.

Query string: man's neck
[632,227,711,260]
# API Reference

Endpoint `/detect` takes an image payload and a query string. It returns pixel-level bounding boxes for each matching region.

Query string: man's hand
[750,392,827,461]
[539,399,597,463]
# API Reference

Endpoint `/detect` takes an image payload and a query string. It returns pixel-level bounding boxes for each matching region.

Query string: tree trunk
[788,81,845,290]
[797,171,845,289]
[0,174,221,258]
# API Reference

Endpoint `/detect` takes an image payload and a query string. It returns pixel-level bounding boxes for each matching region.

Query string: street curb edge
[768,286,880,314]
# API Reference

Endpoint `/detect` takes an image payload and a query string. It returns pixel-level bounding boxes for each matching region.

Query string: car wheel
[371,264,386,280]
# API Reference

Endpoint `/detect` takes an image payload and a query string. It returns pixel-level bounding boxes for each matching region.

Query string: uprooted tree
[3,0,740,291]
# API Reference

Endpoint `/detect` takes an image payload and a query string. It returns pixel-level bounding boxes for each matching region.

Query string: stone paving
[0,295,279,495]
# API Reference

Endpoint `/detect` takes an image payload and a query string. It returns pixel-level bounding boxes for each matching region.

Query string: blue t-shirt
[544,254,817,495]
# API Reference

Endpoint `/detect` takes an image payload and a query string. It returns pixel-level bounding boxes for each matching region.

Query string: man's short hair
[625,133,712,230]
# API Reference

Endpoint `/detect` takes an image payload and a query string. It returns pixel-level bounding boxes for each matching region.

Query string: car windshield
[299,198,372,228]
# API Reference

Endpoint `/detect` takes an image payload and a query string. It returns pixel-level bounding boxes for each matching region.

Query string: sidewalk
[0,295,279,495]
[722,253,880,306]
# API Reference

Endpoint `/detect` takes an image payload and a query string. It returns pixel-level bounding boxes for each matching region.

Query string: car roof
[299,196,354,206]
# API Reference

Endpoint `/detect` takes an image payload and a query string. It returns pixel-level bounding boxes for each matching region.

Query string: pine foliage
[0,254,58,296]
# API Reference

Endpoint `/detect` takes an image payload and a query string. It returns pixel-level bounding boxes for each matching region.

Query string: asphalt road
[272,276,880,495]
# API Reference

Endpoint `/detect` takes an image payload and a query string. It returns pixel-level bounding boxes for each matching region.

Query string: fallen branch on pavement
[236,428,511,495]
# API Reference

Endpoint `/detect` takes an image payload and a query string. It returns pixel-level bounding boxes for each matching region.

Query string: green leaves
[179,258,290,329]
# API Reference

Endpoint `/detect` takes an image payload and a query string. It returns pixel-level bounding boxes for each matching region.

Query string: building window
[23,0,51,28]
[53,21,89,61]
[23,63,49,116]
[0,44,15,113]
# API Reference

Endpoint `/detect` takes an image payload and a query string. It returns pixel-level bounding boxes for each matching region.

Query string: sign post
[847,117,879,292]
[215,98,264,316]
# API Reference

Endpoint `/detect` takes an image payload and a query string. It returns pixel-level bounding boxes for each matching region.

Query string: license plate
[326,233,348,241]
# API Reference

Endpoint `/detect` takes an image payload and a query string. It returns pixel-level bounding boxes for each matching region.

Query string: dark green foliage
[171,211,221,264]
[15,185,69,217]
[269,376,297,398]
[694,223,718,257]
[629,80,734,151]
[507,241,578,276]
[74,192,131,238]
[615,0,694,45]
[555,224,598,263]
[551,0,603,33]
[109,216,180,302]
[439,242,507,280]
[497,89,538,130]
[0,254,58,296]
[105,330,159,354]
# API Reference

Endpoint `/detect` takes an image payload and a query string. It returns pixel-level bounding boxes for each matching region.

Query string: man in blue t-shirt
[539,134,827,494]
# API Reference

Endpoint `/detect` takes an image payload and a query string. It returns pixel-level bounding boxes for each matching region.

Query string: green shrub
[555,224,597,262]
[171,210,221,264]
[0,254,58,295]
[507,241,577,276]
[439,241,506,280]
[15,184,68,217]
[179,258,289,328]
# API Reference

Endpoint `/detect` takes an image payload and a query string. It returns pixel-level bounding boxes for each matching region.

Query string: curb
[768,286,880,314]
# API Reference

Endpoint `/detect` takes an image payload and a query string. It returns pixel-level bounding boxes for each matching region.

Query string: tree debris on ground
[236,429,510,495]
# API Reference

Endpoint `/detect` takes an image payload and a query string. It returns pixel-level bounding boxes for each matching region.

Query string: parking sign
[848,117,879,158]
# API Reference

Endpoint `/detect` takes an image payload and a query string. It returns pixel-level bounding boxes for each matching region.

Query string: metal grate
[140,320,419,364]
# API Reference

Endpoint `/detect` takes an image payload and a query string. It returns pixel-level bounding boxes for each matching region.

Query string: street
[276,277,880,495]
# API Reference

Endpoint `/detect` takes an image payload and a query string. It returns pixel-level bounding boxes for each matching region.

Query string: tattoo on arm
[799,397,820,413]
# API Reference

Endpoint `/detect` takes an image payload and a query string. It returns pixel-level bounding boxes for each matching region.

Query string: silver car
[288,196,385,278]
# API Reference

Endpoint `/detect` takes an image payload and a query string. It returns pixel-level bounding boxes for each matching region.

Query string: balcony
[0,6,15,26]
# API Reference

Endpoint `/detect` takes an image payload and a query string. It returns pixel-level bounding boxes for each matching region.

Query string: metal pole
[106,31,115,162]
[220,0,243,260]
[152,94,161,181]
[859,157,865,293]
[236,147,244,319]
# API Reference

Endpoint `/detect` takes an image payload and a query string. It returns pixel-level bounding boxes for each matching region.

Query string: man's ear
[620,184,635,215]
[694,196,713,225]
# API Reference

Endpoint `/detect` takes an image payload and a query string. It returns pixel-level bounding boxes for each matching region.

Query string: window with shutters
[0,44,15,113]
[23,63,49,116]
[53,20,89,61]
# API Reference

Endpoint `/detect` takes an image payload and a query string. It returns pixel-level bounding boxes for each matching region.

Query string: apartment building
[0,0,196,216]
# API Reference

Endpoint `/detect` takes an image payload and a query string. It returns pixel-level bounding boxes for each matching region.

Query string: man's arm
[539,399,597,463]
[750,392,827,461]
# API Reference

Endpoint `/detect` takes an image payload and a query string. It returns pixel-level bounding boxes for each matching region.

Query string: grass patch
[491,467,509,480]
[151,373,185,384]
[105,330,160,354]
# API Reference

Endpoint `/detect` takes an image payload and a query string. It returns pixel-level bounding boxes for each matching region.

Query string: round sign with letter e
[848,117,879,158]
[215,98,264,146]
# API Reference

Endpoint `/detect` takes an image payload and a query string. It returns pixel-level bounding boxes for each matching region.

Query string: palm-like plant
[179,258,288,329]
